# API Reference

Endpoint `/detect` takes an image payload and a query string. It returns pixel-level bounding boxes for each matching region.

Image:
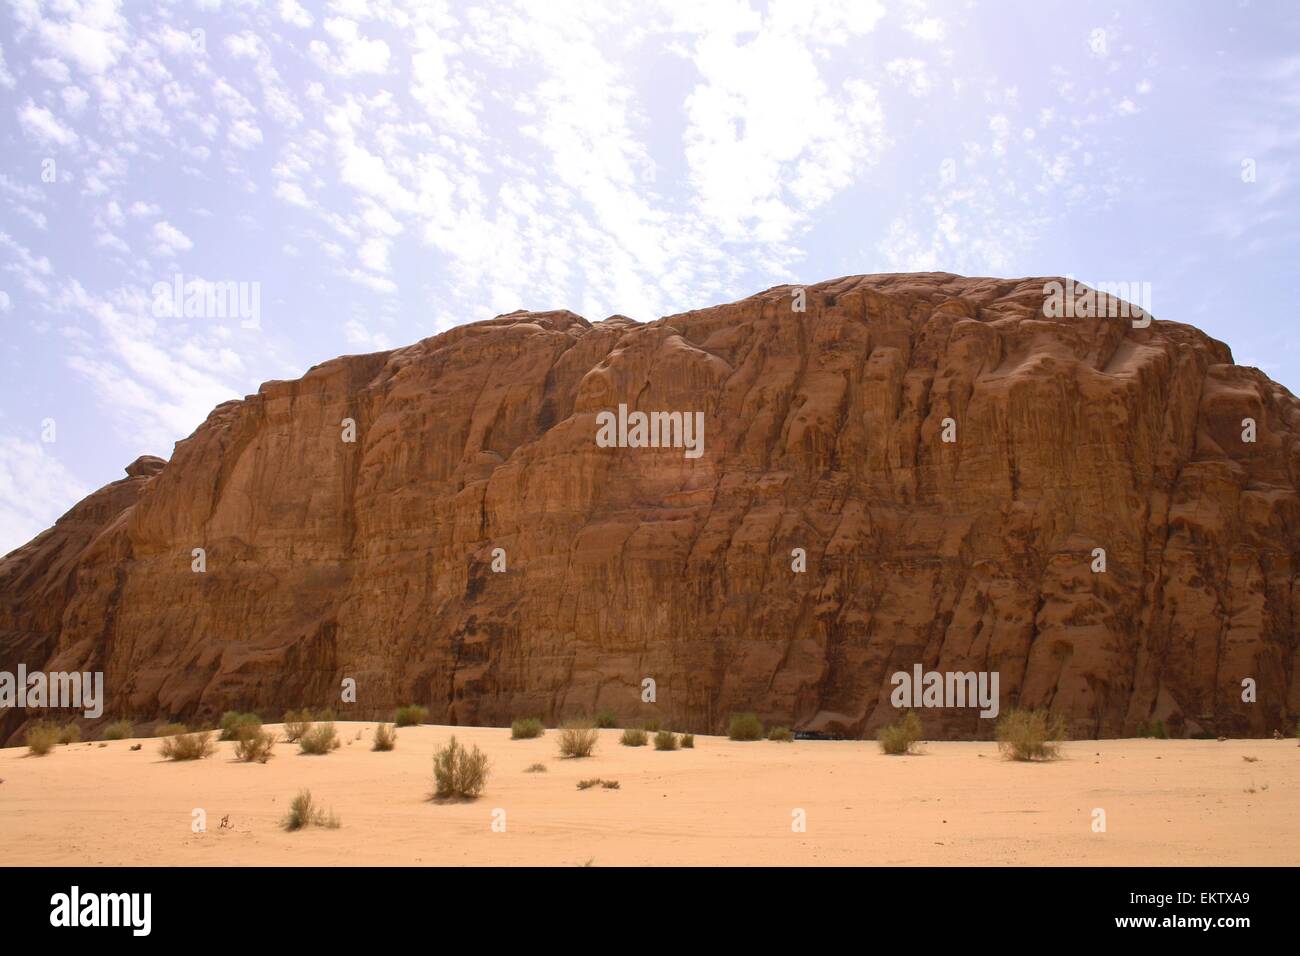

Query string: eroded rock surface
[3,273,1298,742]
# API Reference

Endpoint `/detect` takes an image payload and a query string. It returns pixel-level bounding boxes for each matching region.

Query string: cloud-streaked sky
[1,0,1298,556]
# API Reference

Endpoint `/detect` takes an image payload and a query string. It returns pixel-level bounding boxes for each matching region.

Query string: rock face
[3,273,1299,743]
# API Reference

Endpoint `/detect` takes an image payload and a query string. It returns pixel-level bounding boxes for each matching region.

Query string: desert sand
[1,724,1296,866]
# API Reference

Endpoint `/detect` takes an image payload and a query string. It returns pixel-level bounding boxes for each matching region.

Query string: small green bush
[620,728,648,747]
[432,736,490,799]
[680,733,695,749]
[102,719,133,740]
[394,704,428,727]
[641,718,662,732]
[767,726,794,742]
[1136,719,1168,739]
[511,717,545,739]
[299,722,340,755]
[594,710,618,729]
[996,708,1066,762]
[558,722,598,758]
[372,723,397,751]
[282,789,340,831]
[160,731,217,761]
[154,722,188,737]
[26,723,59,756]
[57,722,81,745]
[524,762,547,773]
[654,730,679,751]
[282,710,313,742]
[219,711,261,741]
[234,726,276,763]
[878,711,924,755]
[728,713,764,741]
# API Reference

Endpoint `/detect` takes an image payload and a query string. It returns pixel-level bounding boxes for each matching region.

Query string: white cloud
[61,85,90,113]
[33,0,128,75]
[357,236,391,273]
[312,18,391,75]
[904,17,945,42]
[151,220,193,254]
[52,280,245,453]
[0,41,15,89]
[343,317,391,350]
[274,181,312,208]
[0,436,90,558]
[156,26,195,57]
[0,290,11,312]
[675,4,887,243]
[227,117,264,149]
[885,58,934,97]
[279,0,314,29]
[33,56,71,82]
[16,100,80,147]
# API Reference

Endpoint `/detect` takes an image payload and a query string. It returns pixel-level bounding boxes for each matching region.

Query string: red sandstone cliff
[2,273,1298,743]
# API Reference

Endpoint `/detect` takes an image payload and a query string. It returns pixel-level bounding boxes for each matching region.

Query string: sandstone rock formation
[2,273,1298,743]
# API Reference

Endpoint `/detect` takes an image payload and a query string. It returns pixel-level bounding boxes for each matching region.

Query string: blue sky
[1,0,1298,555]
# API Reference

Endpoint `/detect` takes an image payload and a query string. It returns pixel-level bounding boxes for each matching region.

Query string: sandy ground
[1,724,1296,866]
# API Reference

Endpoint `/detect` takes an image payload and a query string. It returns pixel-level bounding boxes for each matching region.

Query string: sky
[0,0,1298,556]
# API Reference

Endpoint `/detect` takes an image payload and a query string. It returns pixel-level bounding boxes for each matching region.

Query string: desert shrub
[767,726,794,742]
[102,719,133,740]
[878,711,924,756]
[316,708,337,722]
[996,708,1066,762]
[159,731,217,761]
[57,722,81,745]
[218,711,261,741]
[558,722,598,758]
[299,722,340,755]
[282,710,313,742]
[654,730,679,751]
[641,718,662,732]
[234,726,276,763]
[577,777,601,790]
[594,710,618,729]
[728,713,764,741]
[620,728,648,747]
[524,763,547,773]
[372,723,397,751]
[26,723,59,756]
[282,789,340,831]
[1136,719,1168,740]
[511,717,544,739]
[394,705,428,727]
[680,733,695,749]
[601,779,619,789]
[432,736,490,798]
[154,722,188,737]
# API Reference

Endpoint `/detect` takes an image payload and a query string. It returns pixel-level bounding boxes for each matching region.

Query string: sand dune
[1,724,1296,866]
